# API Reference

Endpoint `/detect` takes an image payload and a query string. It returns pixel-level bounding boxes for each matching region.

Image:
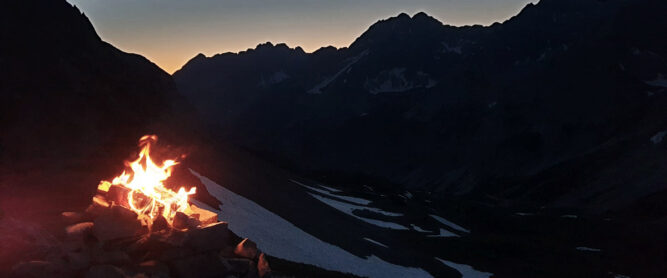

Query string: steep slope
[0,0,198,175]
[174,0,667,212]
[0,1,198,273]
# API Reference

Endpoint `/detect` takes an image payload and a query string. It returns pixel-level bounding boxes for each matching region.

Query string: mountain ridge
[173,0,667,213]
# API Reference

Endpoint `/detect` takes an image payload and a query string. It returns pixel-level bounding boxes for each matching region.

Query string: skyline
[67,0,536,73]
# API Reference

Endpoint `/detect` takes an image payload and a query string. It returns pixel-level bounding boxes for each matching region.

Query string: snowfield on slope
[435,258,493,278]
[308,193,409,230]
[430,214,470,233]
[190,169,431,278]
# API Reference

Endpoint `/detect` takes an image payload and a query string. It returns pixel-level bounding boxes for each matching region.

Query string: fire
[98,135,196,223]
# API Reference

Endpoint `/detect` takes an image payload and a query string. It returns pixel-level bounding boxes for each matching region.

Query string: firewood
[187,204,218,225]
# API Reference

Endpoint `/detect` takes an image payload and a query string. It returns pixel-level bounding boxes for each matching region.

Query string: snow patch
[291,179,372,206]
[308,50,368,94]
[318,185,342,193]
[364,238,388,248]
[291,179,335,195]
[410,224,432,233]
[427,228,459,238]
[514,212,535,216]
[441,42,462,54]
[576,247,601,252]
[429,214,470,233]
[561,214,578,219]
[609,272,631,278]
[645,74,667,88]
[650,131,666,144]
[365,69,435,94]
[190,170,430,278]
[270,71,288,83]
[435,258,493,278]
[537,53,546,61]
[426,79,438,88]
[308,193,408,230]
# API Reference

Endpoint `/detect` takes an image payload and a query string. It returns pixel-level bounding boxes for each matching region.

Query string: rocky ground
[9,186,271,278]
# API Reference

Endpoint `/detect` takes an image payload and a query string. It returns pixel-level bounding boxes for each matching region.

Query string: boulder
[169,253,229,278]
[151,215,169,232]
[187,217,201,229]
[257,253,271,278]
[65,222,94,239]
[158,246,196,261]
[220,258,253,275]
[234,238,258,260]
[93,205,142,242]
[65,250,91,270]
[184,222,232,252]
[85,195,111,218]
[85,264,127,278]
[92,249,131,265]
[124,260,170,278]
[12,260,68,278]
[172,212,189,230]
[61,212,86,224]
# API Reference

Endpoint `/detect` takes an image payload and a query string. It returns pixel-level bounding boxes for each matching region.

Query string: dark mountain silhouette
[0,0,198,175]
[174,0,667,212]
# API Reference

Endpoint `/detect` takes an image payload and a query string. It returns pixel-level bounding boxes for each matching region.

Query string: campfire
[97,135,198,227]
[12,135,272,278]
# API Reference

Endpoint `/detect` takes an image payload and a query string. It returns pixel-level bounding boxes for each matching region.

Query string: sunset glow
[66,0,535,73]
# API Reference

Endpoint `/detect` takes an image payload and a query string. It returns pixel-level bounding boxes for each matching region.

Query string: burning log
[187,204,218,225]
[11,135,272,278]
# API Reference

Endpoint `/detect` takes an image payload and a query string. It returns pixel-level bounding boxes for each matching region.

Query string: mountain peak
[396,12,410,19]
[349,12,444,50]
[412,11,430,19]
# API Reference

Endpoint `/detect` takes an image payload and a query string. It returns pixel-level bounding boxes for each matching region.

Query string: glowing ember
[97,135,196,223]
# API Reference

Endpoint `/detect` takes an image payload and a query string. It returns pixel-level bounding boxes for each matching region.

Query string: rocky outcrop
[11,194,272,278]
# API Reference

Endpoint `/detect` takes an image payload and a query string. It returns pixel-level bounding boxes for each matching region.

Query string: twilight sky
[67,0,536,74]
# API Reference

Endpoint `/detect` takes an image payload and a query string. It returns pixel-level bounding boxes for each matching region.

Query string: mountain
[1,1,665,277]
[0,1,201,271]
[174,0,667,213]
[0,0,199,176]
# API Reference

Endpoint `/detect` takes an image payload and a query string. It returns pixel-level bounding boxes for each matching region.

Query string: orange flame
[98,135,196,223]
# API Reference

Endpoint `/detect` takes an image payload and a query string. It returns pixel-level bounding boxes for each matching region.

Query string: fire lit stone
[11,135,272,278]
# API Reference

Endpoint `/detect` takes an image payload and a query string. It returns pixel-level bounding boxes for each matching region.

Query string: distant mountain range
[174,0,667,212]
